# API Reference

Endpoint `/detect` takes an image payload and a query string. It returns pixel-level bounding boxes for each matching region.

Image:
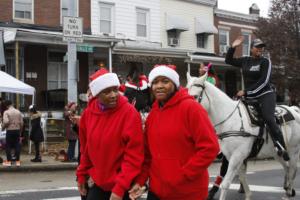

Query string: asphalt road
[0,161,299,200]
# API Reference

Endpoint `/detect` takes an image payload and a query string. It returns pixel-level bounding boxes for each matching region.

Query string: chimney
[249,3,260,17]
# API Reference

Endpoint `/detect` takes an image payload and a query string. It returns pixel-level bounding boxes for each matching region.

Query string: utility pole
[67,0,78,104]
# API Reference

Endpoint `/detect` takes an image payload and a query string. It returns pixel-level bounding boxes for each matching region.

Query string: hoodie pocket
[159,159,186,196]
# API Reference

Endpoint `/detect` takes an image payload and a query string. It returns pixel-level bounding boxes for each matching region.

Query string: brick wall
[0,0,90,30]
[214,15,257,57]
[0,0,13,22]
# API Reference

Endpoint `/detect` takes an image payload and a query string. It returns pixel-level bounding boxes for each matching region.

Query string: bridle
[190,81,254,139]
[191,82,208,104]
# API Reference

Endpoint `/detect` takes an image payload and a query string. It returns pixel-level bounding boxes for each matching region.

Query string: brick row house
[0,0,118,111]
[213,3,260,97]
[0,0,261,110]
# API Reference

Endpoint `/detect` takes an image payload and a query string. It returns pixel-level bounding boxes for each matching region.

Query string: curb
[0,162,77,172]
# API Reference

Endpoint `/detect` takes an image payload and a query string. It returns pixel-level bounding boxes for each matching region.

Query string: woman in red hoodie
[76,68,144,200]
[129,65,219,200]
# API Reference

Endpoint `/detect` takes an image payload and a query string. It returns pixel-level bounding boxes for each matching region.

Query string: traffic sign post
[63,16,83,43]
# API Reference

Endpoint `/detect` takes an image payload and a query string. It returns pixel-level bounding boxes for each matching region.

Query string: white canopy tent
[0,70,35,104]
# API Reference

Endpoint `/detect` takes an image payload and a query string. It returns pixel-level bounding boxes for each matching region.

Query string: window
[167,30,180,47]
[61,0,78,24]
[219,29,229,54]
[47,52,67,90]
[197,34,207,48]
[242,33,251,56]
[136,8,149,38]
[99,2,114,34]
[14,0,33,20]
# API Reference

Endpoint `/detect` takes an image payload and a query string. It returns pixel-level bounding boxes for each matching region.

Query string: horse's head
[186,72,210,109]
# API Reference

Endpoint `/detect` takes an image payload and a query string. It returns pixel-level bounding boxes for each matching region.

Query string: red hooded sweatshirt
[76,95,144,197]
[136,88,219,200]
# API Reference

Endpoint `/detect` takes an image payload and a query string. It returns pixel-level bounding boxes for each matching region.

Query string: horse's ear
[186,72,192,83]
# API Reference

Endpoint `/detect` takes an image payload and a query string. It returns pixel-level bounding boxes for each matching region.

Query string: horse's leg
[207,156,229,200]
[238,162,251,200]
[219,153,245,200]
[285,149,300,197]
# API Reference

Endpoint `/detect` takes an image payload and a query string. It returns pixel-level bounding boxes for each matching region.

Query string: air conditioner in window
[168,38,179,47]
[219,45,229,54]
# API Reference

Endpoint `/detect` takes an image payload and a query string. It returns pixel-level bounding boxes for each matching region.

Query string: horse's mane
[189,75,238,106]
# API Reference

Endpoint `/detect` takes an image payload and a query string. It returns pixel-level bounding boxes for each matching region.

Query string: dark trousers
[5,130,21,161]
[67,139,77,160]
[34,142,41,158]
[147,191,160,200]
[258,92,286,148]
[87,184,130,200]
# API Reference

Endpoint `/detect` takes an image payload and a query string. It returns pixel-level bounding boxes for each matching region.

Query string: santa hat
[89,68,120,96]
[149,64,180,88]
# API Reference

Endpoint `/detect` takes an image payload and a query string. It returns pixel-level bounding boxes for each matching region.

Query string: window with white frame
[14,0,33,20]
[242,33,251,56]
[61,0,78,24]
[47,52,67,90]
[196,34,207,48]
[99,2,114,34]
[136,8,149,38]
[219,29,229,54]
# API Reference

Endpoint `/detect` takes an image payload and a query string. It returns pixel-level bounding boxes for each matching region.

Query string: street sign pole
[67,0,78,104]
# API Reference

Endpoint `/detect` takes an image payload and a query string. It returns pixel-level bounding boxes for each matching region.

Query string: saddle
[243,99,295,159]
[243,99,295,127]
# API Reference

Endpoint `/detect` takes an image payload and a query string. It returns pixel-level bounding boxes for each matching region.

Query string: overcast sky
[217,0,271,17]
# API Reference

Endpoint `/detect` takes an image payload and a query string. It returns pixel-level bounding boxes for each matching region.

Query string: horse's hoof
[286,188,296,197]
[238,184,245,194]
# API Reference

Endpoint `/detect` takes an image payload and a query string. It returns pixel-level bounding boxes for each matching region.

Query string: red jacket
[76,95,144,197]
[136,88,219,200]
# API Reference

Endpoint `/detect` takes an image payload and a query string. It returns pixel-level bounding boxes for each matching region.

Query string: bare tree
[255,0,300,104]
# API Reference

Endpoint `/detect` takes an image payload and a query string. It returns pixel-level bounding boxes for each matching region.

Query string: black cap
[251,39,266,48]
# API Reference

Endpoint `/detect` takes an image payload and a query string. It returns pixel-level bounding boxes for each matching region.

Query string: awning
[0,30,5,66]
[1,28,119,47]
[195,17,218,34]
[166,14,189,31]
[186,54,232,67]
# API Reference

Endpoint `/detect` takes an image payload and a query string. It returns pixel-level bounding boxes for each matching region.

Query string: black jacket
[225,47,273,98]
[30,112,44,142]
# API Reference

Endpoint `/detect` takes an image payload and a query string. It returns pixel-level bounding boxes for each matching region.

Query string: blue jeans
[67,139,77,161]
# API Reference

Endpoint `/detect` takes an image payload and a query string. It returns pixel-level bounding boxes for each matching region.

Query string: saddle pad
[275,106,295,124]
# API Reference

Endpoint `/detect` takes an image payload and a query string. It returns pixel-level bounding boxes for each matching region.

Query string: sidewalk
[0,153,78,172]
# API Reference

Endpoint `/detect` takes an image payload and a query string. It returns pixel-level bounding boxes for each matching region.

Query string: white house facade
[91,0,160,43]
[160,0,217,53]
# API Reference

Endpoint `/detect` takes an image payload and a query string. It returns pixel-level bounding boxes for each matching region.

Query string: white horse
[186,73,300,200]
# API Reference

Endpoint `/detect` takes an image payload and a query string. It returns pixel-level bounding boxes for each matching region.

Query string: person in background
[129,64,219,200]
[64,102,78,162]
[199,62,219,87]
[77,68,144,200]
[29,105,44,162]
[124,71,151,112]
[2,100,23,166]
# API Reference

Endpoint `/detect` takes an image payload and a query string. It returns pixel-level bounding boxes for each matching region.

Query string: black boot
[31,157,42,162]
[271,129,290,161]
[207,185,219,200]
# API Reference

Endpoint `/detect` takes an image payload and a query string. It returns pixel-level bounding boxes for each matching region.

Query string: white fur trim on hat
[89,73,120,96]
[149,65,180,88]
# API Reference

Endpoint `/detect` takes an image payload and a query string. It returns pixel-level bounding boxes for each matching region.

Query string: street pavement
[0,153,77,172]
[0,157,299,200]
